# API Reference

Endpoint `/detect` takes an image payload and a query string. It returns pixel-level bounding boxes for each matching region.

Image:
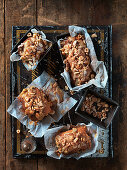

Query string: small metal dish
[75,89,119,129]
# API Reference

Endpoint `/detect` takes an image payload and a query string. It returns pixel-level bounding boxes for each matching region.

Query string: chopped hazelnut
[27,32,32,37]
[85,48,89,53]
[105,104,109,108]
[65,86,69,91]
[98,40,101,44]
[105,108,109,112]
[102,110,105,113]
[91,74,95,79]
[16,129,20,134]
[91,33,97,38]
[102,112,107,118]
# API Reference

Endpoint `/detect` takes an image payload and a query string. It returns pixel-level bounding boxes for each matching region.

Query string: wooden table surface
[0,0,127,170]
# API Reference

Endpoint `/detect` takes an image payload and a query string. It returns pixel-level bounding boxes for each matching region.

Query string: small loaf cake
[18,32,51,68]
[55,125,91,155]
[18,86,55,121]
[60,34,95,86]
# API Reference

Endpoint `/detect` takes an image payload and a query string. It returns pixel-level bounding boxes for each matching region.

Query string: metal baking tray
[11,25,113,158]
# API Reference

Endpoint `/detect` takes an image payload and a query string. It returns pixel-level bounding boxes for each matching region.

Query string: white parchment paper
[58,25,108,91]
[7,71,77,137]
[44,123,98,159]
[10,28,52,71]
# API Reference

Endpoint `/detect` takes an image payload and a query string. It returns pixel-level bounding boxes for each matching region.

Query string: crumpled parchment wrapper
[44,123,98,159]
[57,25,108,91]
[7,71,77,137]
[10,28,52,71]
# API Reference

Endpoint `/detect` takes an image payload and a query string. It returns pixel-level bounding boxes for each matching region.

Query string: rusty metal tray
[11,25,113,158]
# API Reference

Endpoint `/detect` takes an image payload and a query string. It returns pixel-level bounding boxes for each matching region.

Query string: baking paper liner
[7,71,77,137]
[44,123,98,159]
[58,25,108,91]
[10,28,52,71]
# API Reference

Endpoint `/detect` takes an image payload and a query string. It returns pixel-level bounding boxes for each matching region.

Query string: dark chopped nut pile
[60,34,95,86]
[18,33,51,68]
[81,93,112,121]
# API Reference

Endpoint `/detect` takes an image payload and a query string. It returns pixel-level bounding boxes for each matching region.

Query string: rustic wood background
[0,0,127,169]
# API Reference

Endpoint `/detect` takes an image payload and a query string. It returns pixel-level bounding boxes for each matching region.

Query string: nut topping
[18,33,51,67]
[55,126,91,155]
[81,93,113,121]
[60,34,95,86]
[18,86,55,121]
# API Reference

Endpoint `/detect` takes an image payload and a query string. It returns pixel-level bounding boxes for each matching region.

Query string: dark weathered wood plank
[91,0,127,25]
[5,0,37,169]
[92,1,127,167]
[37,0,127,170]
[0,0,5,169]
[2,0,126,169]
[37,0,92,26]
[112,24,127,169]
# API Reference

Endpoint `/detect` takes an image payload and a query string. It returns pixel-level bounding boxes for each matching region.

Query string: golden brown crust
[18,86,55,121]
[18,33,51,67]
[60,34,95,86]
[55,125,91,155]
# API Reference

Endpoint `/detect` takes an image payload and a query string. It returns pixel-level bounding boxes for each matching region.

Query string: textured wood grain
[92,0,127,168]
[0,0,126,169]
[112,24,127,169]
[5,0,37,170]
[37,0,127,170]
[0,0,5,169]
[37,0,92,25]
